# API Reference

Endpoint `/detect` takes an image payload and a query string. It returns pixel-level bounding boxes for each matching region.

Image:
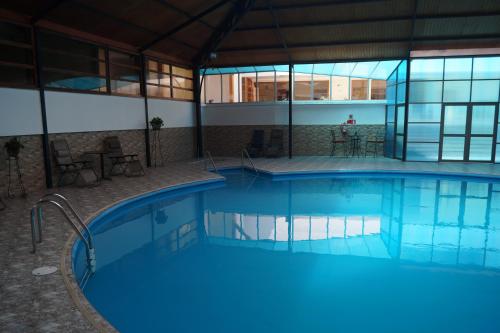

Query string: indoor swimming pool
[73,169,500,333]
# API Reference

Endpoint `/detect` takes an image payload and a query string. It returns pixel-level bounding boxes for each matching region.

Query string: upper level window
[41,31,107,92]
[371,80,386,100]
[351,78,368,100]
[109,50,141,96]
[0,22,35,87]
[147,59,171,98]
[171,65,193,100]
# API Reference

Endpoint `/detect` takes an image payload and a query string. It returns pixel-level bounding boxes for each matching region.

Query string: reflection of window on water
[156,220,198,257]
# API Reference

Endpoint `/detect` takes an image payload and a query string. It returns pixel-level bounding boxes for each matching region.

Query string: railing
[31,193,96,274]
[205,151,218,173]
[241,149,258,173]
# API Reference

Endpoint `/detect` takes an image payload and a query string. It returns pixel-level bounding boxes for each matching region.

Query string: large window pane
[294,73,311,100]
[473,57,500,79]
[408,104,441,122]
[386,84,396,102]
[276,72,289,101]
[44,71,107,91]
[331,76,349,100]
[410,59,443,80]
[442,137,465,160]
[469,137,493,161]
[387,105,395,122]
[396,83,406,104]
[172,76,192,89]
[396,135,404,159]
[471,80,500,102]
[406,143,439,161]
[172,66,193,78]
[444,58,472,80]
[222,74,237,103]
[397,106,406,134]
[173,88,193,100]
[409,81,443,103]
[0,21,31,43]
[443,105,467,135]
[257,72,274,102]
[443,81,471,103]
[110,80,140,95]
[241,72,257,102]
[407,124,440,142]
[351,78,368,100]
[205,75,221,103]
[371,80,386,100]
[0,65,34,85]
[0,44,33,64]
[313,74,330,100]
[471,105,496,135]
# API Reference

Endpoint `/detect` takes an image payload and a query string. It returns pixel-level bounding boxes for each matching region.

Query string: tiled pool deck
[2,156,500,332]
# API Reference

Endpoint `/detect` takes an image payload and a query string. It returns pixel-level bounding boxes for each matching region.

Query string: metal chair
[330,129,348,157]
[365,133,385,157]
[103,136,145,177]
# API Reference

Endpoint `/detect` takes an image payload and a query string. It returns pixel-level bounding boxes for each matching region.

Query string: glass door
[440,103,498,162]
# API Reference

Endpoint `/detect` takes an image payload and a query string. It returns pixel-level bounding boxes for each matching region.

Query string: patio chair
[330,129,348,157]
[51,139,99,187]
[103,136,144,177]
[365,132,385,157]
[246,129,265,157]
[266,129,284,157]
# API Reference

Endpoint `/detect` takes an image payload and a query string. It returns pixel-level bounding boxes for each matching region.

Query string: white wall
[202,101,386,126]
[0,88,43,136]
[0,88,195,136]
[148,99,195,128]
[45,91,146,133]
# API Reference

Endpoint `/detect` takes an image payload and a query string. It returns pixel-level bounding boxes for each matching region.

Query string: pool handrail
[241,148,258,174]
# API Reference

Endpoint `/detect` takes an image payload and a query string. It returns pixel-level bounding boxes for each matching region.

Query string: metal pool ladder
[30,193,96,274]
[205,150,218,173]
[241,149,258,173]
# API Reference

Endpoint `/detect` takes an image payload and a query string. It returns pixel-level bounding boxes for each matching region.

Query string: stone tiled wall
[0,135,46,197]
[203,125,385,157]
[1,127,196,194]
[204,125,290,157]
[293,125,386,156]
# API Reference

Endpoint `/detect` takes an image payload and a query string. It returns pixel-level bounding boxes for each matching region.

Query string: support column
[288,63,293,159]
[194,67,204,158]
[33,27,53,188]
[140,54,151,167]
[402,58,411,161]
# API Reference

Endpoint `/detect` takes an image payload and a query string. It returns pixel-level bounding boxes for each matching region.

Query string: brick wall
[203,125,385,157]
[1,127,196,195]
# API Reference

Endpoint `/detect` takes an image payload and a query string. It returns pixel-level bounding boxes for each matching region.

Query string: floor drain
[32,266,58,276]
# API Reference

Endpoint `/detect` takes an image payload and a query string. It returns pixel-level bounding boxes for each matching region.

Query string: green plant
[4,137,24,158]
[150,117,164,130]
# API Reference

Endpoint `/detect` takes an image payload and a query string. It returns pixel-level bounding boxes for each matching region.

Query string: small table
[85,151,111,180]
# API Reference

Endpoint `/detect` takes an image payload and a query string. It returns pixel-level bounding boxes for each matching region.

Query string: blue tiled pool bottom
[75,170,500,333]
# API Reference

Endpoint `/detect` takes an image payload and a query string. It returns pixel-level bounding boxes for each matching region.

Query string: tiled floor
[1,157,500,332]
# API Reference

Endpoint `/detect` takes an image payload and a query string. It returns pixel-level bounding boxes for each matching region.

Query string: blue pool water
[74,170,500,333]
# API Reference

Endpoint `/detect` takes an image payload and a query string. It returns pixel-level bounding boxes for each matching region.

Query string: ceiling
[1,0,499,67]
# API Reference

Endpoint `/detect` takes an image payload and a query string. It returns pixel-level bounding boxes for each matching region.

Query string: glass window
[471,80,500,102]
[442,137,465,160]
[410,59,443,81]
[397,106,406,135]
[409,81,443,103]
[173,88,193,100]
[371,80,386,100]
[0,64,34,86]
[351,78,368,100]
[396,135,404,159]
[44,71,107,92]
[110,80,140,95]
[294,73,311,100]
[386,105,396,122]
[205,75,221,103]
[221,74,237,103]
[407,124,440,142]
[172,66,192,78]
[443,81,471,103]
[469,137,494,161]
[147,85,171,98]
[0,21,32,43]
[0,44,33,65]
[172,76,193,89]
[313,74,330,100]
[276,72,289,101]
[331,76,349,100]
[396,83,406,104]
[386,84,396,102]
[408,104,441,123]
[397,60,407,83]
[444,58,472,80]
[257,71,274,102]
[406,143,439,161]
[471,105,496,135]
[473,57,500,79]
[109,51,141,96]
[240,72,257,102]
[443,105,467,135]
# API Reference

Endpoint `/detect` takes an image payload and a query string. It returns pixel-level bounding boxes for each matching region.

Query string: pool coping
[60,165,500,332]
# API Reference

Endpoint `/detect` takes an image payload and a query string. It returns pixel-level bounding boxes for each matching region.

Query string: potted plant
[150,117,164,131]
[4,137,24,158]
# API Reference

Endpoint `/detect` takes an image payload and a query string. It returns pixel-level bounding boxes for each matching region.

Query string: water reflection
[203,175,500,270]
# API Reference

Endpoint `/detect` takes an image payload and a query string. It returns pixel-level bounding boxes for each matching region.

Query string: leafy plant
[150,117,164,130]
[4,137,24,158]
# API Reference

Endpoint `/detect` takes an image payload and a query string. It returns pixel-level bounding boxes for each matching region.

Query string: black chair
[246,129,265,157]
[365,132,385,157]
[51,139,99,187]
[266,129,284,157]
[103,136,145,177]
[330,129,348,157]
